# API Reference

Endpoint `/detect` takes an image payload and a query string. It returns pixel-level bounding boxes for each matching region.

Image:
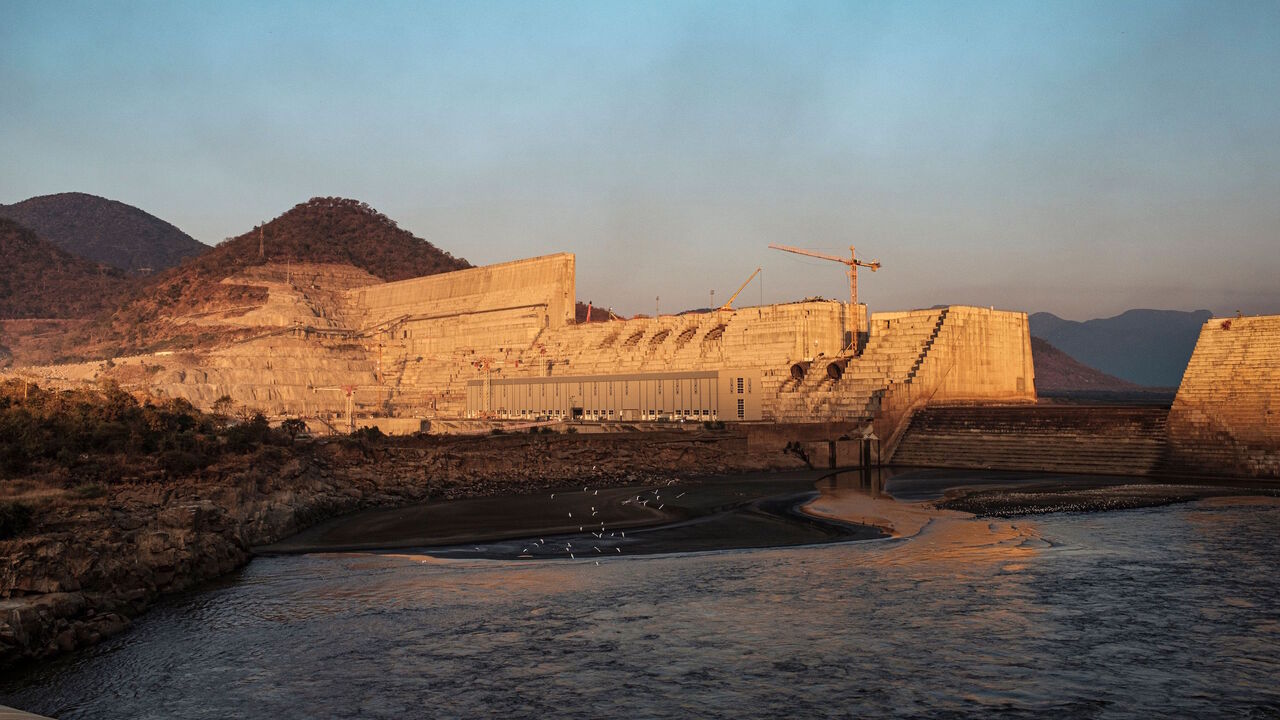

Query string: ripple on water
[2,498,1279,719]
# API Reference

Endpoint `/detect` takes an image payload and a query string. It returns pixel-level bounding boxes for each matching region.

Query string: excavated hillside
[0,218,130,319]
[0,192,208,273]
[37,198,472,362]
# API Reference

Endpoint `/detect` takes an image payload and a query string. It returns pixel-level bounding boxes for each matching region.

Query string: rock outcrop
[0,429,799,668]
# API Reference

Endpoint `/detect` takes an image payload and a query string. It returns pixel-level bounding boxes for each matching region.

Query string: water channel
[3,470,1277,718]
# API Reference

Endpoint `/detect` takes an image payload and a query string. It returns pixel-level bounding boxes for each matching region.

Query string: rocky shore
[0,429,802,669]
[934,477,1280,516]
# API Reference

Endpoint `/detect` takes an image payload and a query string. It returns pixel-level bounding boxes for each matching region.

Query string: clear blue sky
[3,0,1277,319]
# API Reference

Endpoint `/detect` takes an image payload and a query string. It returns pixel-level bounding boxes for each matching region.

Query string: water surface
[3,472,1277,719]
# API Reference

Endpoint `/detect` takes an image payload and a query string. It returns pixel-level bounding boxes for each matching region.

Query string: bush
[159,449,207,478]
[280,418,309,440]
[0,501,33,539]
[224,413,271,453]
[71,482,106,499]
[351,426,385,442]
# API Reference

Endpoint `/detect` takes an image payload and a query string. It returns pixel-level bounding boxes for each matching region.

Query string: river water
[3,471,1278,719]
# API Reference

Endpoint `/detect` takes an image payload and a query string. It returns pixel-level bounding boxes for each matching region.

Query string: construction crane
[471,356,499,418]
[310,384,360,433]
[768,244,881,307]
[309,384,389,433]
[720,267,762,310]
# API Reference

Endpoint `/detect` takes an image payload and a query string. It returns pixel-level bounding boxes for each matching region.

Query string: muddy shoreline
[0,430,801,670]
[6,433,1279,672]
[261,471,885,559]
[918,469,1280,516]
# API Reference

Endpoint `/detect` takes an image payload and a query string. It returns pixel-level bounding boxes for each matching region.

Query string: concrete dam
[23,251,1277,478]
[889,314,1280,479]
[68,253,1036,437]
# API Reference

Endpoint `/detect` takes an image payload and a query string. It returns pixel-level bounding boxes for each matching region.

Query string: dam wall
[770,306,1034,436]
[1167,315,1280,477]
[347,253,575,330]
[72,253,1038,431]
[461,301,853,419]
[891,405,1169,475]
[873,306,1035,450]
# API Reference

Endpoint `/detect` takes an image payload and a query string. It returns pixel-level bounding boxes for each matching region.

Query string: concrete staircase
[773,309,946,422]
[891,405,1171,475]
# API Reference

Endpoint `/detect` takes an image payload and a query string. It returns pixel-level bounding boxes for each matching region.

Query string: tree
[211,395,233,429]
[280,418,308,441]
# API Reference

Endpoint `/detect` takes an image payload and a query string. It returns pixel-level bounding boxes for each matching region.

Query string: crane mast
[721,267,762,310]
[767,244,880,308]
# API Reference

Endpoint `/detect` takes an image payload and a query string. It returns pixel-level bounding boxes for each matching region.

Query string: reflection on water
[822,466,891,498]
[3,479,1278,719]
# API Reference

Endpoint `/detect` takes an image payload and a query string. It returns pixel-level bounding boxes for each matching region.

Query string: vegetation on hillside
[0,192,207,273]
[0,380,283,484]
[575,301,616,322]
[0,218,131,319]
[40,197,471,360]
[195,197,470,282]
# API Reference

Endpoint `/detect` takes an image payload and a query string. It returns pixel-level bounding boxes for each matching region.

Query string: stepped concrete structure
[19,252,1037,435]
[1167,315,1280,477]
[888,315,1280,479]
[892,406,1170,475]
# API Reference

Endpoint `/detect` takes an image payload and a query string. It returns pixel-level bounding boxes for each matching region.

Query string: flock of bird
[472,479,687,564]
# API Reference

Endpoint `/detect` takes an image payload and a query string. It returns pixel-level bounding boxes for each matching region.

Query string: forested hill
[0,192,207,273]
[0,217,129,319]
[68,197,471,359]
[189,197,470,282]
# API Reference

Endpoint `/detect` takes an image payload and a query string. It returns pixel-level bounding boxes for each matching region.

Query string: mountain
[0,192,207,273]
[0,217,130,319]
[1030,337,1140,392]
[181,196,469,283]
[74,197,471,358]
[1029,309,1213,388]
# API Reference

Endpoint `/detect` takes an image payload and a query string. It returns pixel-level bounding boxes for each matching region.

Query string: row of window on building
[508,408,720,421]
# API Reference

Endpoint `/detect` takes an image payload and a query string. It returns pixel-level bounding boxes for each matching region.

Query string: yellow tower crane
[720,267,762,310]
[767,244,881,307]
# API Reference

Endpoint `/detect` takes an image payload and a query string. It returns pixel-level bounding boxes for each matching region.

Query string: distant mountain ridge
[1029,309,1213,388]
[0,192,207,273]
[0,217,130,319]
[1030,337,1140,392]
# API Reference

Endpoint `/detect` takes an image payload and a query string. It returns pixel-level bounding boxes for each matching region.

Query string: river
[3,470,1278,718]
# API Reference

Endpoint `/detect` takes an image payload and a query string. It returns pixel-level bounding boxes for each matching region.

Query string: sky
[2,0,1277,320]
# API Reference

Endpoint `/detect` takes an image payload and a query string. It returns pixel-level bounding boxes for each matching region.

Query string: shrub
[71,482,106,499]
[280,418,309,440]
[351,426,385,442]
[159,449,207,478]
[0,501,33,539]
[224,413,271,453]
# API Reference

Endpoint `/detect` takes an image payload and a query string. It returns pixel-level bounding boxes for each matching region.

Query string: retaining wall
[1167,315,1280,477]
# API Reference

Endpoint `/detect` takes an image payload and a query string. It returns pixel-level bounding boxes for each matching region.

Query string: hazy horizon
[3,0,1277,321]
